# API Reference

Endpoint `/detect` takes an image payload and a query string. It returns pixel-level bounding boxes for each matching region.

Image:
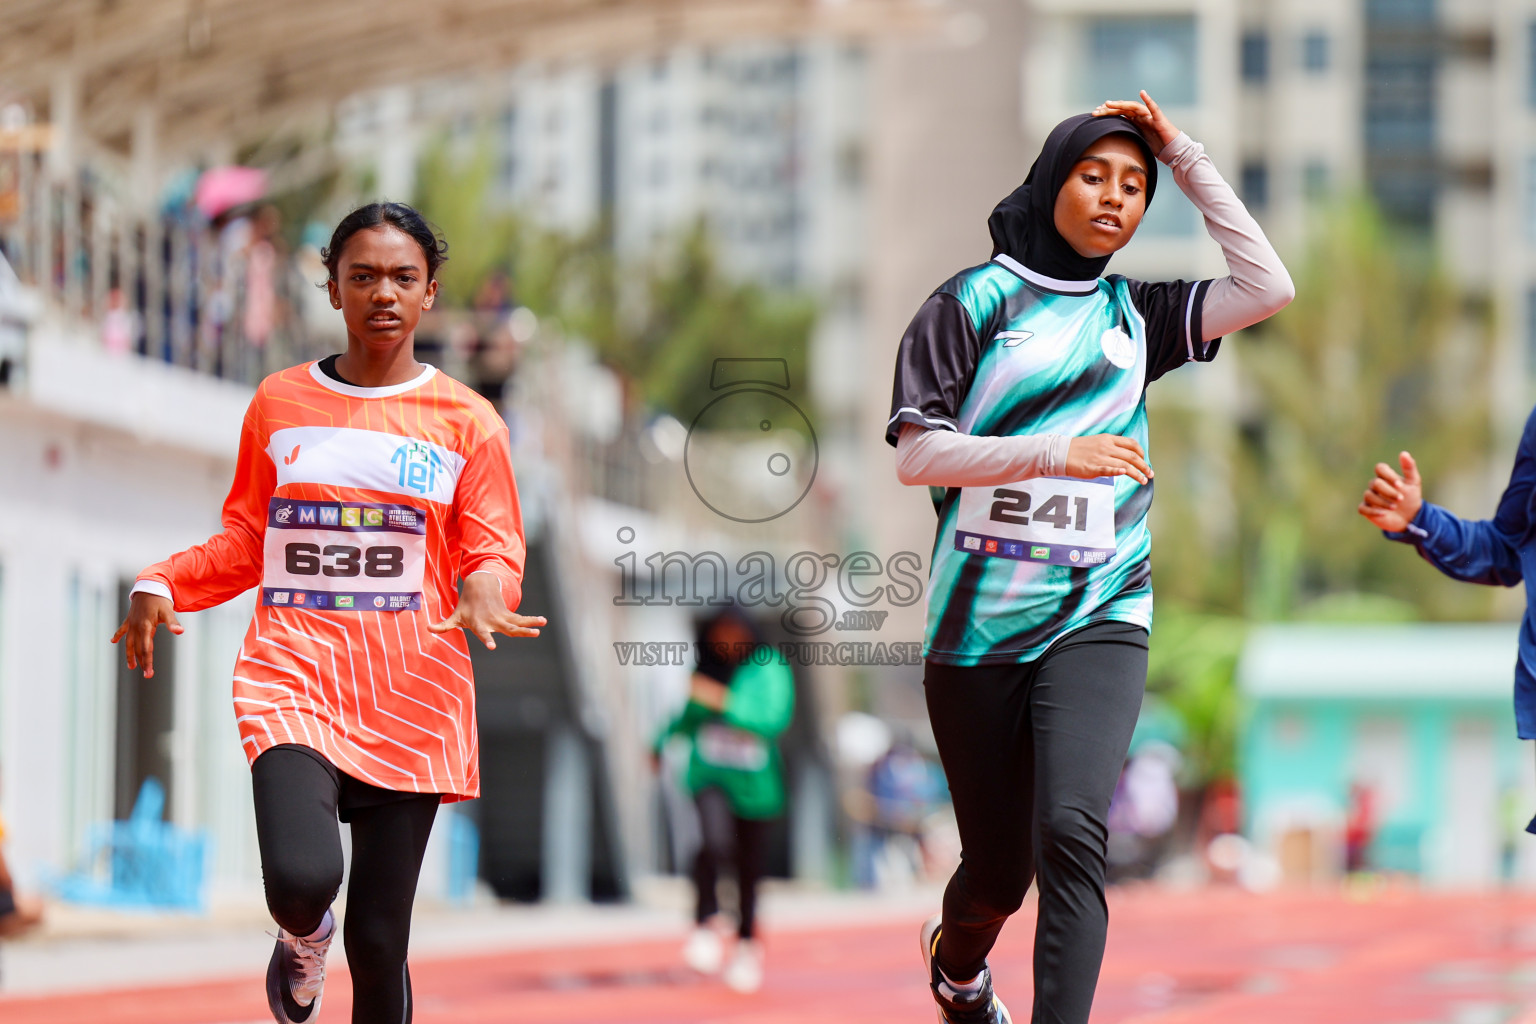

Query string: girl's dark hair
[693,604,766,681]
[321,202,449,282]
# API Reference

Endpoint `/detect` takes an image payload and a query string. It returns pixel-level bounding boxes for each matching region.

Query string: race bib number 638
[261,498,428,611]
[954,476,1117,568]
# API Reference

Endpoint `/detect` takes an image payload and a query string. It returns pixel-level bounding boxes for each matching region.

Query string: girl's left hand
[429,572,546,649]
[689,675,730,711]
[1093,90,1180,156]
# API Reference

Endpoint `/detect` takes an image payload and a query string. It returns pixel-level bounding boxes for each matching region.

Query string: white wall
[0,334,262,898]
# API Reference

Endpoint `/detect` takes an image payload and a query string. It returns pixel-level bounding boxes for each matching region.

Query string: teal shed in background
[1238,623,1530,887]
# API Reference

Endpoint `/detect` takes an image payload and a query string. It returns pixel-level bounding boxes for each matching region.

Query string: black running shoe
[919,914,1013,1024]
[266,909,334,1024]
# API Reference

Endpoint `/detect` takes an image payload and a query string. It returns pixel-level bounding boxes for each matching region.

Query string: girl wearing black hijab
[653,606,795,992]
[886,93,1293,1024]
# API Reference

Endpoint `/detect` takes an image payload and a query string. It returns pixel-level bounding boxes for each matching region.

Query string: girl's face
[326,225,438,352]
[707,616,755,652]
[1051,135,1148,261]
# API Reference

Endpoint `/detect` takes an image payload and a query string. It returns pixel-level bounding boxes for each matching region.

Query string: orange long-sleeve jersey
[134,361,527,801]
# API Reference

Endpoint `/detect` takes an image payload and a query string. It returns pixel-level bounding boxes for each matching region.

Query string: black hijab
[693,604,766,683]
[987,113,1158,283]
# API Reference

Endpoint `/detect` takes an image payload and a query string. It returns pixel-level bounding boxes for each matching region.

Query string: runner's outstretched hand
[111,592,183,679]
[1066,435,1153,486]
[1357,451,1423,533]
[1092,90,1180,156]
[429,572,546,650]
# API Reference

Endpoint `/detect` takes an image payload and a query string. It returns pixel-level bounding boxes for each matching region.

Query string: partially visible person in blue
[1359,426,1536,774]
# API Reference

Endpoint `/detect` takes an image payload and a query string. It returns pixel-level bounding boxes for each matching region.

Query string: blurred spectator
[1501,781,1526,885]
[474,268,513,316]
[1344,781,1376,875]
[468,270,520,407]
[653,607,794,993]
[295,222,345,345]
[0,770,43,939]
[100,286,139,356]
[1197,777,1243,883]
[1106,741,1181,883]
[243,204,281,351]
[205,207,251,371]
[849,731,946,889]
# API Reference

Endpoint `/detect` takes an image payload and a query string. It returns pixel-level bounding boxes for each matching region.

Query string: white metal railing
[0,147,323,385]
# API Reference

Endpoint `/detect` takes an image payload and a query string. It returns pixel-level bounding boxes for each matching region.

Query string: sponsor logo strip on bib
[262,499,428,611]
[954,476,1117,568]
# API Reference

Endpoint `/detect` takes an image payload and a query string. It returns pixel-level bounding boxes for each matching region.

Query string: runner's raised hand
[1092,90,1180,155]
[1066,435,1154,486]
[1357,451,1423,533]
[428,571,546,650]
[111,591,184,679]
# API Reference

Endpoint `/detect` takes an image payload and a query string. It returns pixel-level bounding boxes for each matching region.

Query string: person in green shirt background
[653,606,795,994]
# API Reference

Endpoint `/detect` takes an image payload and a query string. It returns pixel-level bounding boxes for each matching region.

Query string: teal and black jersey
[886,254,1218,666]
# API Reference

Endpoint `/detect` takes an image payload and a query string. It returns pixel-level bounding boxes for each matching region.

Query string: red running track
[7,885,1536,1023]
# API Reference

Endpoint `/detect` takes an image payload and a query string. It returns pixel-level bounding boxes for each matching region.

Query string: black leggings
[925,620,1147,1024]
[252,746,440,1024]
[691,786,770,940]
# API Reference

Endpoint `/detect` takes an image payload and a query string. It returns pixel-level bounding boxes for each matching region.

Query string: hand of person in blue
[1358,451,1423,532]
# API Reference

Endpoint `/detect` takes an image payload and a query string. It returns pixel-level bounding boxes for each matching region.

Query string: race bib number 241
[954,476,1116,568]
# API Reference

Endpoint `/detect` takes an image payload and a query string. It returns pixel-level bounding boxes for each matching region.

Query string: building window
[1083,17,1198,107]
[1365,1,1436,226]
[837,140,865,189]
[1303,160,1330,199]
[1525,155,1536,242]
[1526,286,1536,372]
[1241,31,1270,84]
[1138,182,1199,237]
[1529,22,1536,106]
[1303,31,1330,72]
[1241,161,1270,209]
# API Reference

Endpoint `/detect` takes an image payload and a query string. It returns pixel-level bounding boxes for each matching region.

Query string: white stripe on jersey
[887,406,959,430]
[1183,285,1199,361]
[267,426,467,505]
[991,254,1099,296]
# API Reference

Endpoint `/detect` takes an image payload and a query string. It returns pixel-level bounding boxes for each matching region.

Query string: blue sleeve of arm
[1383,503,1523,586]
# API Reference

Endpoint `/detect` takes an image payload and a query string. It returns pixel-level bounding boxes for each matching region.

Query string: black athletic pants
[252,745,440,1024]
[925,620,1148,1024]
[691,786,770,940]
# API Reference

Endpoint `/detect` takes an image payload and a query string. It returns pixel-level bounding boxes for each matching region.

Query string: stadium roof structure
[0,0,937,154]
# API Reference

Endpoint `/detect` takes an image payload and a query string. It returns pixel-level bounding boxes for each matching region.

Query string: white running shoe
[266,909,335,1024]
[920,913,1012,1024]
[723,938,764,993]
[682,924,725,974]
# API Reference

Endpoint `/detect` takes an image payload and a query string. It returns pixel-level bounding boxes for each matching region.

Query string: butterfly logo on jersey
[283,445,301,465]
[390,442,445,496]
[996,330,1035,348]
[1100,327,1135,369]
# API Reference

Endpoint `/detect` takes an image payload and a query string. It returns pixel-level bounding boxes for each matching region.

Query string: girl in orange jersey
[112,202,546,1024]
